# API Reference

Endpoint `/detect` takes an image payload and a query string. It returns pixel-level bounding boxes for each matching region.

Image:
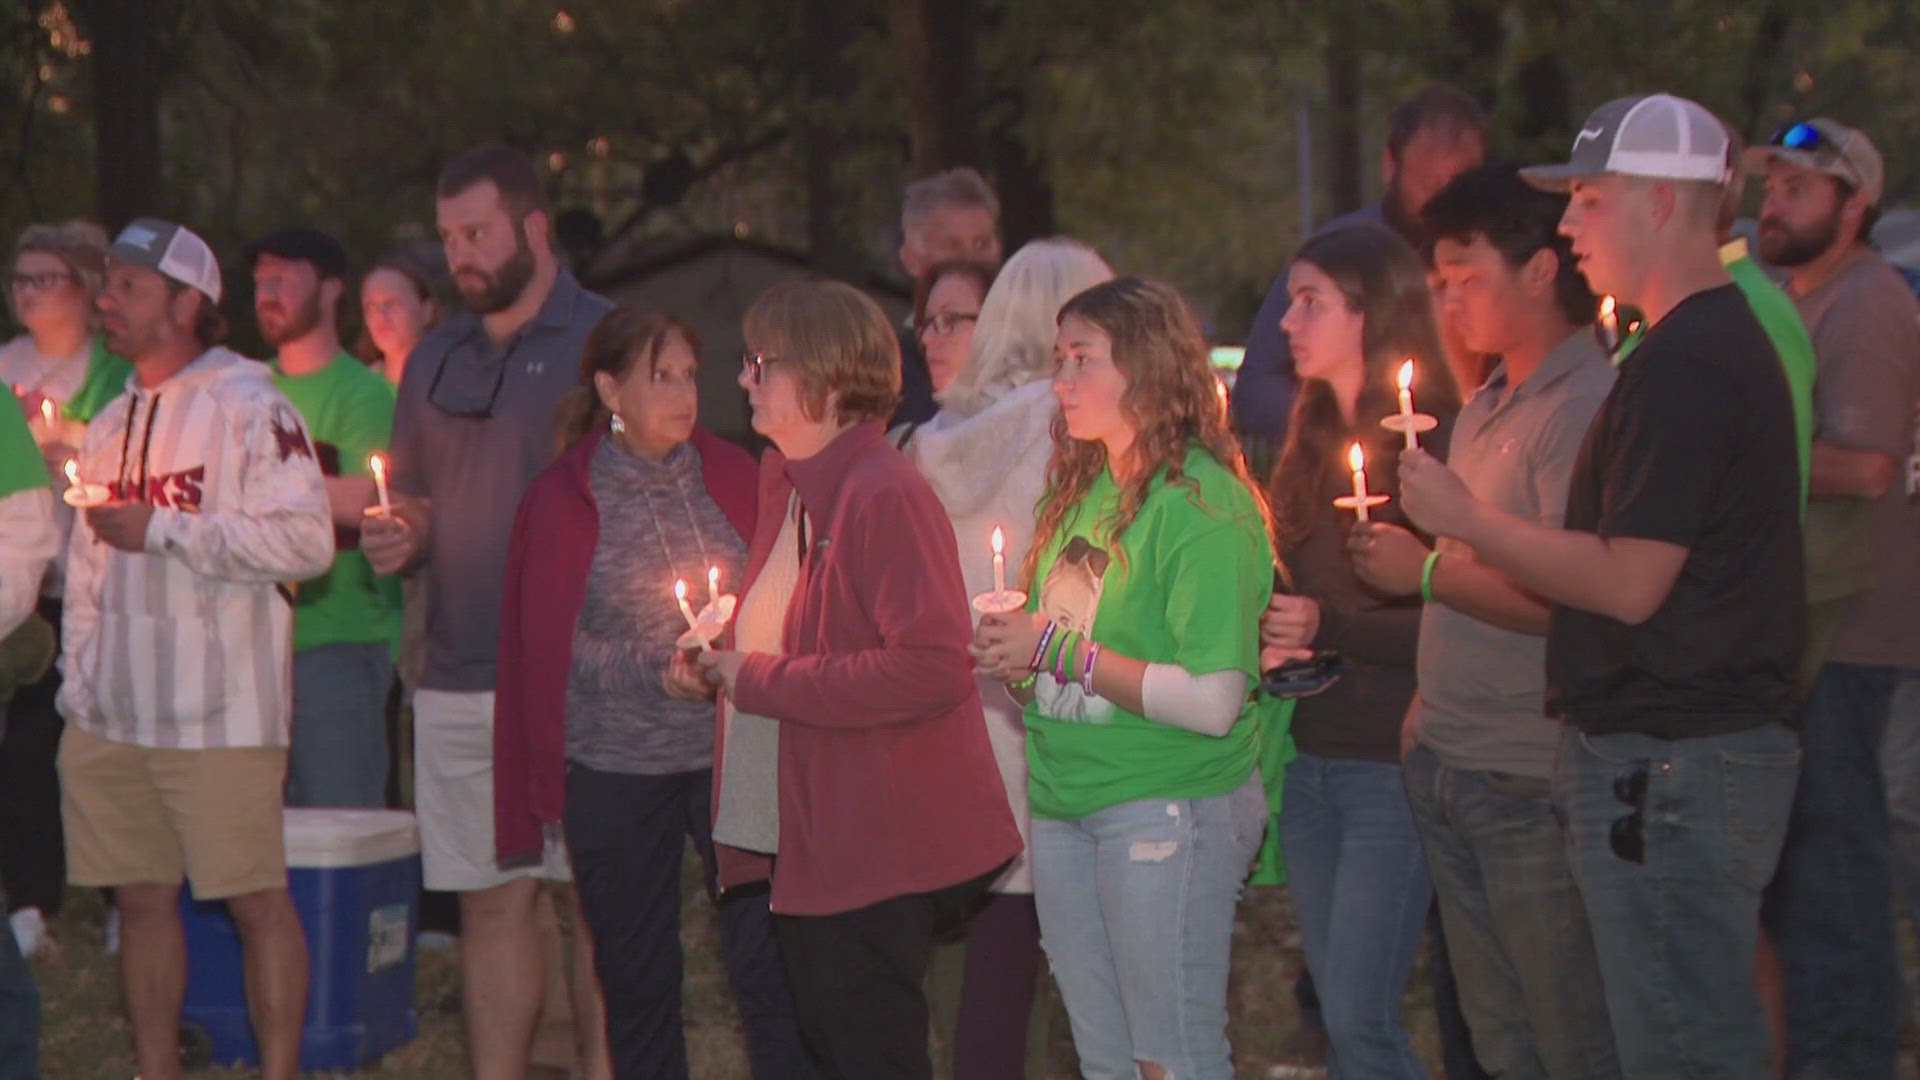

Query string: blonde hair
[13,219,108,298]
[939,237,1112,418]
[743,279,901,425]
[1023,277,1274,584]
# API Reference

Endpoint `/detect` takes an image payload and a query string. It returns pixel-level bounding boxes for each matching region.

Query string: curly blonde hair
[1022,276,1274,585]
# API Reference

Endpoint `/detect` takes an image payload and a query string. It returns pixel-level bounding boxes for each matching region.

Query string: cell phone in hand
[1261,650,1345,699]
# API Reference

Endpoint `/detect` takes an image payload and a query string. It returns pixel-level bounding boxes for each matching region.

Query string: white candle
[1599,295,1618,350]
[1396,360,1418,450]
[63,459,80,488]
[707,565,720,607]
[1348,442,1372,522]
[368,452,392,516]
[39,399,53,427]
[991,526,1007,594]
[674,579,698,630]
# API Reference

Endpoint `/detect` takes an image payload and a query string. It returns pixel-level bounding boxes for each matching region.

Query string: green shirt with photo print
[1023,446,1271,820]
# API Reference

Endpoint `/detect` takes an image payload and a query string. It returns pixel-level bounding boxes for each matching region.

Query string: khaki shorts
[58,725,289,900]
[413,689,570,891]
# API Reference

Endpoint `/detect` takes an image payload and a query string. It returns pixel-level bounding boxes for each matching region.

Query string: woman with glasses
[902,237,1111,1080]
[970,276,1275,1080]
[1263,226,1461,1079]
[912,261,995,404]
[0,220,132,959]
[494,302,809,1078]
[698,279,1021,1078]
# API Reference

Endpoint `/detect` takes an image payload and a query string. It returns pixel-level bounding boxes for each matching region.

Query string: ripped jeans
[1032,772,1266,1079]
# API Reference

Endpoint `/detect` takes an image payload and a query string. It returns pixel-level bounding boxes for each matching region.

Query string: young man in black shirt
[1398,94,1804,1079]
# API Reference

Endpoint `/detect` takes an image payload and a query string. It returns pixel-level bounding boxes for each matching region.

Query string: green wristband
[1420,550,1441,603]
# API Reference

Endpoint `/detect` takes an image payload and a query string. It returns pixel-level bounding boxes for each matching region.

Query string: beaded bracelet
[1009,672,1037,691]
[1420,550,1442,603]
[1028,621,1058,674]
[1081,642,1102,694]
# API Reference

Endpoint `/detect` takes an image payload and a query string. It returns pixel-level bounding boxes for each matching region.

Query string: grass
[33,859,1454,1078]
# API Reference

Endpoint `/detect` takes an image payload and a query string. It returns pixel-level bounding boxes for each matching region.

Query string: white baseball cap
[1522,94,1731,191]
[108,217,223,305]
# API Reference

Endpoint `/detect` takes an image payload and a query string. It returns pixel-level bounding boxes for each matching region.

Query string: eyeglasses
[917,312,979,337]
[1609,762,1650,864]
[426,345,509,419]
[1771,121,1827,153]
[741,352,782,386]
[8,271,73,292]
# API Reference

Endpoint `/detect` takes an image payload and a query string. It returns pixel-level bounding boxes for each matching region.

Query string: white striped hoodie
[58,347,333,749]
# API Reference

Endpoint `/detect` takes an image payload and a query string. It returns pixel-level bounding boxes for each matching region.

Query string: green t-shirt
[63,336,134,424]
[0,396,47,500]
[1023,446,1270,820]
[271,352,400,652]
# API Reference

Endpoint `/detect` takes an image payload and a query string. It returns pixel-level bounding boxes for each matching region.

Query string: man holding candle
[60,217,334,1080]
[1401,95,1805,1078]
[249,227,400,810]
[1350,164,1620,1079]
[1749,119,1920,1079]
[360,144,615,1080]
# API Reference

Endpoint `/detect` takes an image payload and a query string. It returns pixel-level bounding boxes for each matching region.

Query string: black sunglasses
[426,346,509,420]
[1610,762,1650,864]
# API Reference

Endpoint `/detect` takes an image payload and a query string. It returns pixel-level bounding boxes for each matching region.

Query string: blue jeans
[287,641,394,808]
[1404,743,1620,1080]
[0,894,35,1080]
[1764,661,1902,1080]
[1032,773,1265,1080]
[1555,722,1798,1079]
[1883,672,1920,996]
[1280,752,1430,1080]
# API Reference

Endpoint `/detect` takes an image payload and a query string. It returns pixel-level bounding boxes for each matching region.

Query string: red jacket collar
[774,421,889,514]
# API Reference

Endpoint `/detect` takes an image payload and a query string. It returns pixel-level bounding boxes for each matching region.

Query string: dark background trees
[3,0,1917,345]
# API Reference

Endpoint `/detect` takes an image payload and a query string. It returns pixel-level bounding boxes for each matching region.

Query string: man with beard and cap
[1231,83,1488,457]
[248,227,400,810]
[1749,118,1920,1080]
[360,144,614,1080]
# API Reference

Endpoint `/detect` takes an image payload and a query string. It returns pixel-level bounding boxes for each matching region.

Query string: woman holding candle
[904,237,1112,1079]
[1264,225,1461,1078]
[493,302,810,1079]
[696,279,1021,1078]
[970,276,1275,1080]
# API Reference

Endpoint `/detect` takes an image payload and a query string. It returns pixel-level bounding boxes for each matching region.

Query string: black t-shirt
[1546,284,1804,738]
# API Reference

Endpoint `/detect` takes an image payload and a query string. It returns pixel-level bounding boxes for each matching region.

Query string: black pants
[776,867,1000,1080]
[0,598,63,915]
[563,763,812,1080]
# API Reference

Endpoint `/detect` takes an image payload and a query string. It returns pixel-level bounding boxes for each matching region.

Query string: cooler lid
[282,808,421,868]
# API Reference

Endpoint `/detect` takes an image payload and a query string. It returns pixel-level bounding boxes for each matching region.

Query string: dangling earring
[610,413,627,434]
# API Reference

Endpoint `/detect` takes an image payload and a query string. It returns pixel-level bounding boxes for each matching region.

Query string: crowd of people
[0,78,1916,1080]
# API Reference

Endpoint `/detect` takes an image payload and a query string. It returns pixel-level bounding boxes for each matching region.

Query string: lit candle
[991,526,1007,595]
[1348,442,1372,522]
[1396,360,1418,449]
[63,459,80,487]
[1599,295,1618,350]
[674,579,698,630]
[368,452,392,516]
[39,399,54,427]
[707,565,720,607]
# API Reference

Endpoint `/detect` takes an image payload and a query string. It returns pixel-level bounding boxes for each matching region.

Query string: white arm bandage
[1140,664,1249,737]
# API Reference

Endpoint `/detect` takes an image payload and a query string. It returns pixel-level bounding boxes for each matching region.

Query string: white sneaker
[9,908,44,957]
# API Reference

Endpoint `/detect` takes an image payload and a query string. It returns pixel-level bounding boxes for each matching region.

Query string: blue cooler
[181,808,421,1071]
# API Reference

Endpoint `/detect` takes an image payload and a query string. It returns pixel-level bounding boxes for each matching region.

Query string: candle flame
[1599,295,1616,320]
[991,526,1005,555]
[708,565,720,592]
[1397,360,1414,391]
[368,452,386,479]
[674,579,687,601]
[1348,442,1366,472]
[63,459,78,486]
[40,399,54,424]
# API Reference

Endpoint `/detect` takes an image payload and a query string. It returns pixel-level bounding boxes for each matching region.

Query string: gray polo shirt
[1416,331,1615,778]
[389,272,613,691]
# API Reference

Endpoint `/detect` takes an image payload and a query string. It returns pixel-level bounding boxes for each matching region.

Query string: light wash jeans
[1032,773,1265,1080]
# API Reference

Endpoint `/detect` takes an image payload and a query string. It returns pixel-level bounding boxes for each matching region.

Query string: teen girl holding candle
[971,276,1274,1080]
[1264,225,1462,1078]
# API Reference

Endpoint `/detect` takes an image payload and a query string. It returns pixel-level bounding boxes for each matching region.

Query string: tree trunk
[1325,15,1364,217]
[799,0,864,281]
[1736,3,1794,141]
[72,0,166,232]
[890,0,978,177]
